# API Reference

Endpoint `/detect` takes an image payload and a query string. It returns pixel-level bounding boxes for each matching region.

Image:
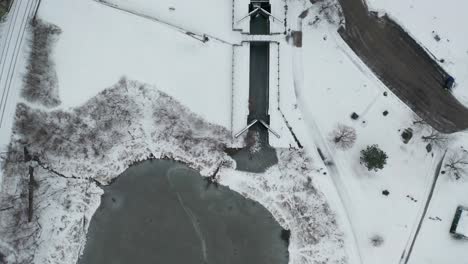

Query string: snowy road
[338,0,468,133]
[0,0,38,146]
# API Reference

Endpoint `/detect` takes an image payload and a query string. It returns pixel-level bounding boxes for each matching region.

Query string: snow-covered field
[38,0,236,128]
[366,0,468,107]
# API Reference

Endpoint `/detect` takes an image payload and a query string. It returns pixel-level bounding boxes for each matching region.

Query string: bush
[370,234,384,247]
[22,19,62,107]
[360,145,387,171]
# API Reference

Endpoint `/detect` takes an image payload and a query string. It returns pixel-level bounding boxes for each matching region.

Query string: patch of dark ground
[337,0,468,133]
[226,127,278,173]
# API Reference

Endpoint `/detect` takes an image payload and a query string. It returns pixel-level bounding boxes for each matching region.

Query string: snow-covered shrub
[370,234,384,247]
[11,78,237,183]
[22,19,61,107]
[306,0,344,27]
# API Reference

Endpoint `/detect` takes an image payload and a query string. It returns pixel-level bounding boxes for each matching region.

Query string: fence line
[94,0,234,45]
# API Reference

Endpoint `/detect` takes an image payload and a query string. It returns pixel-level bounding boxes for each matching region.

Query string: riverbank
[0,79,346,264]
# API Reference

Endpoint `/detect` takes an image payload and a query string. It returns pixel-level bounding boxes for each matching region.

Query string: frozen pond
[78,159,288,264]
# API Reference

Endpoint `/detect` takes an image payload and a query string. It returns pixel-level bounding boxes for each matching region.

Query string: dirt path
[337,0,468,133]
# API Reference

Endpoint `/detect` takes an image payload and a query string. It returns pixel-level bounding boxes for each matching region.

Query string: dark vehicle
[444,76,455,90]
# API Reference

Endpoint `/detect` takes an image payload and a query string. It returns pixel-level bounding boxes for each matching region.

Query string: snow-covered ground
[269,40,299,148]
[232,42,250,136]
[366,0,468,107]
[37,0,236,128]
[407,144,468,264]
[284,1,468,263]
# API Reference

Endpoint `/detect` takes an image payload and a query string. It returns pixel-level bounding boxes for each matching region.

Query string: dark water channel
[248,2,271,146]
[228,1,278,173]
[78,160,288,264]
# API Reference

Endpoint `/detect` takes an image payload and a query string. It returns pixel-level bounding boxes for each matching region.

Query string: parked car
[444,76,455,90]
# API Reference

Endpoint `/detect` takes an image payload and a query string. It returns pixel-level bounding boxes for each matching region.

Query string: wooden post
[28,165,34,222]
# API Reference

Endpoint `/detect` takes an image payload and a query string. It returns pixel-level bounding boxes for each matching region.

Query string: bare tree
[444,150,468,180]
[308,0,344,25]
[412,114,428,128]
[421,128,449,149]
[411,113,436,137]
[330,124,356,150]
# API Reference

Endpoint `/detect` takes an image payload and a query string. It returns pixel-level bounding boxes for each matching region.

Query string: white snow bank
[8,79,240,184]
[269,41,298,148]
[232,43,250,135]
[365,0,468,107]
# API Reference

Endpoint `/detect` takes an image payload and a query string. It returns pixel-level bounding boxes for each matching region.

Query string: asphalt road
[337,0,468,133]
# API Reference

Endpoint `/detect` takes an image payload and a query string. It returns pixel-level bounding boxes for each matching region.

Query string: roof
[455,209,468,237]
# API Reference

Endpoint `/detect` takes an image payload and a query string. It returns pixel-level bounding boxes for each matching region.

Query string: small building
[450,206,468,239]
